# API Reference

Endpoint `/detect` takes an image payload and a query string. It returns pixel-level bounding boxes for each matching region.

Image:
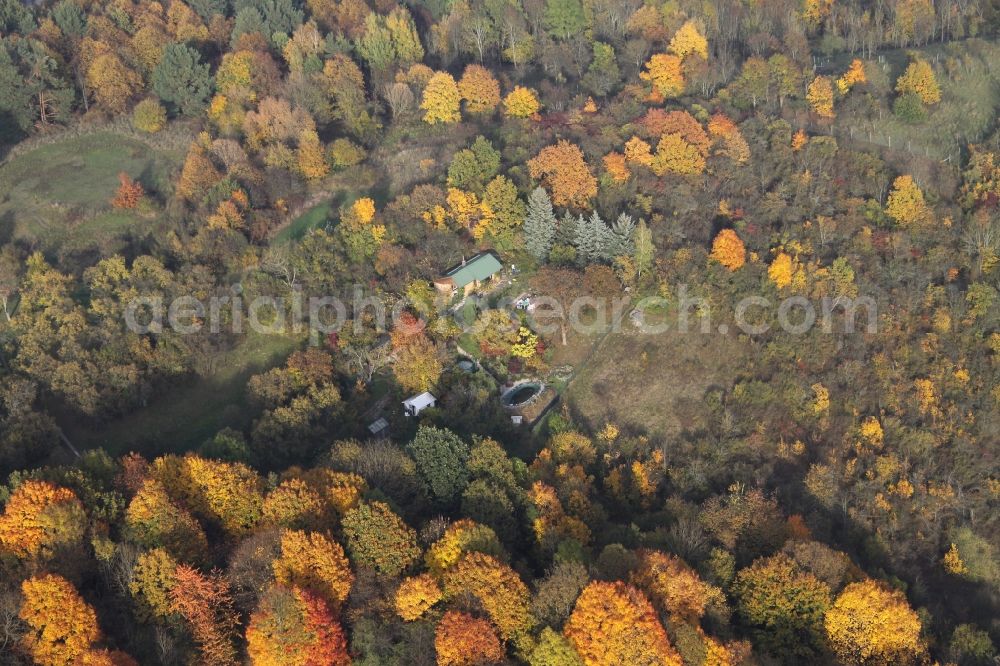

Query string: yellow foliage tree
[886,175,931,225]
[806,76,835,118]
[425,519,503,575]
[20,574,101,666]
[124,478,209,562]
[768,251,795,289]
[421,71,461,124]
[640,54,685,98]
[442,552,533,639]
[395,574,443,621]
[297,129,329,181]
[837,59,867,94]
[824,581,926,665]
[710,229,746,271]
[150,454,264,536]
[272,529,354,613]
[668,20,708,60]
[503,85,541,118]
[87,53,142,113]
[895,60,940,104]
[651,133,706,176]
[624,136,654,166]
[802,0,833,28]
[943,543,967,575]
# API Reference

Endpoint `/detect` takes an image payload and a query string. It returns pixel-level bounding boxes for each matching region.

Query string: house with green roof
[433,252,504,296]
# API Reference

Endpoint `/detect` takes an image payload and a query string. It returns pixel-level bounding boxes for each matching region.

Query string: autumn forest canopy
[0,0,999,663]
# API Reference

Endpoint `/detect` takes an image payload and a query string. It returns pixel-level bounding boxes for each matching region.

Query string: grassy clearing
[832,40,1000,160]
[64,332,300,458]
[0,131,181,252]
[275,200,335,243]
[564,324,743,441]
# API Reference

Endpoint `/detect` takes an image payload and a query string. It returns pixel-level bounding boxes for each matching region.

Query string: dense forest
[1,0,999,663]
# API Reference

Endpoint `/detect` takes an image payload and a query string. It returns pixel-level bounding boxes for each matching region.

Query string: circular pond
[501,382,544,408]
[456,359,476,373]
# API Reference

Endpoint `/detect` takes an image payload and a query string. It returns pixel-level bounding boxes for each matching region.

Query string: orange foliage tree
[837,59,867,94]
[527,141,598,209]
[710,229,746,270]
[564,581,682,666]
[111,173,144,209]
[0,480,86,559]
[246,585,350,666]
[434,611,504,666]
[169,565,241,666]
[603,152,630,183]
[19,574,101,666]
[631,550,723,623]
[272,529,354,613]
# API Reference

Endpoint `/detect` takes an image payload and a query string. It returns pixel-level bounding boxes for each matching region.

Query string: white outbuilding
[402,392,437,417]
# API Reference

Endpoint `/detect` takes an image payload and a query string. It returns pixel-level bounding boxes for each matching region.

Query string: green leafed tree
[544,0,587,40]
[152,43,212,116]
[447,136,501,193]
[406,425,470,507]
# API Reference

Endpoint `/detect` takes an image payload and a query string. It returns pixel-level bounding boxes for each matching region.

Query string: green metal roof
[442,253,503,289]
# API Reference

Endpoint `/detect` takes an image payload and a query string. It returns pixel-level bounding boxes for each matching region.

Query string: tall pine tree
[523,187,557,262]
[574,212,602,265]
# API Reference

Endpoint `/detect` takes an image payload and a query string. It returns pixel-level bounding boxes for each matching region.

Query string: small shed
[402,392,437,417]
[433,252,503,296]
[367,417,389,437]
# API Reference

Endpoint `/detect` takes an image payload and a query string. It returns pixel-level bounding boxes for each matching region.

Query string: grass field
[275,200,335,243]
[564,323,744,442]
[63,332,301,457]
[0,131,181,253]
[830,39,1000,160]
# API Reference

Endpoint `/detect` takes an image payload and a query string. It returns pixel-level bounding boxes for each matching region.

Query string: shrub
[132,99,167,133]
[893,93,927,124]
